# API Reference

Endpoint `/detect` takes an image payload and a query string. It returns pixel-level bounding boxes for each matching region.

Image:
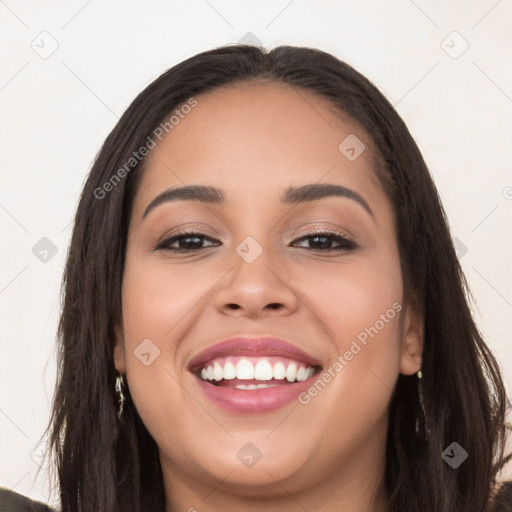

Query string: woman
[31,44,508,511]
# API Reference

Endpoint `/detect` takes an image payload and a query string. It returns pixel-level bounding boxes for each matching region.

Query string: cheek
[294,246,404,423]
[121,255,204,341]
[118,257,205,438]
[297,246,403,355]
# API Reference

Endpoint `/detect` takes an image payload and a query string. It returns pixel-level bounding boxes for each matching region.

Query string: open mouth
[193,356,321,390]
[188,336,323,413]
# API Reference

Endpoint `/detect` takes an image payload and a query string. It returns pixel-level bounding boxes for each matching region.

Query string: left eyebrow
[282,183,374,218]
[142,182,374,221]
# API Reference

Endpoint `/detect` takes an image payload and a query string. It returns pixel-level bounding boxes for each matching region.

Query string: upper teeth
[199,358,316,383]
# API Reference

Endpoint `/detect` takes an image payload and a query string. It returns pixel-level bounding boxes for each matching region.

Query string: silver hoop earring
[115,373,125,419]
[416,369,430,438]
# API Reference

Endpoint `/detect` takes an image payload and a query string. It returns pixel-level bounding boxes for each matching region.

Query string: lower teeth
[234,383,279,390]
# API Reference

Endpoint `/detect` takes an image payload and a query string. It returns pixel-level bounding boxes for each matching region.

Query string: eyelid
[293,226,353,239]
[155,223,221,246]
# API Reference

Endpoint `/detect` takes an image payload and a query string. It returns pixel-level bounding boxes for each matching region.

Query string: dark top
[2,482,512,511]
[0,487,56,512]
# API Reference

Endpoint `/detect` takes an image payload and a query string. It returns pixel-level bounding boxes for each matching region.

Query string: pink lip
[195,377,318,414]
[188,336,323,372]
[188,336,323,414]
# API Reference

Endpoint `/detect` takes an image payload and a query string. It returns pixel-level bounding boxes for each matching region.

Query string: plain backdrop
[1,0,511,506]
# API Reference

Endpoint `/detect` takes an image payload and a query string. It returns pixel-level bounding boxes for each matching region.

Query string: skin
[114,82,423,512]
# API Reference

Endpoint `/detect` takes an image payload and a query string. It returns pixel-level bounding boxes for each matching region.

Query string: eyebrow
[142,183,374,220]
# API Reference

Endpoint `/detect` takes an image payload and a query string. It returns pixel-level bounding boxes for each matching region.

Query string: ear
[399,296,424,375]
[113,323,126,373]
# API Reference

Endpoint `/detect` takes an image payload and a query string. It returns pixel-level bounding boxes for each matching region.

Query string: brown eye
[154,229,358,253]
[155,231,220,252]
[291,230,358,252]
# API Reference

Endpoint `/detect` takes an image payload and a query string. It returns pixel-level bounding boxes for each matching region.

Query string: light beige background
[1,0,511,506]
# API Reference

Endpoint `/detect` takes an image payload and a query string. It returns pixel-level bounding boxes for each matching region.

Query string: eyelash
[154,227,358,253]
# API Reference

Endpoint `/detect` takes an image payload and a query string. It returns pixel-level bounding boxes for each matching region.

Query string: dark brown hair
[45,44,509,512]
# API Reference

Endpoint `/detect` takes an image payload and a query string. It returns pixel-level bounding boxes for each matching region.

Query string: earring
[115,373,125,419]
[416,369,430,438]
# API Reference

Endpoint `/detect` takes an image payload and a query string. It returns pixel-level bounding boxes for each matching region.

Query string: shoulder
[490,481,512,512]
[0,487,57,512]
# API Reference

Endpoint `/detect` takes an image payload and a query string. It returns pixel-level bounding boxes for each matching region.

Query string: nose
[214,241,300,319]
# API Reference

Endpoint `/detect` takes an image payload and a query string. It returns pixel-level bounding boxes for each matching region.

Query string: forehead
[131,82,388,221]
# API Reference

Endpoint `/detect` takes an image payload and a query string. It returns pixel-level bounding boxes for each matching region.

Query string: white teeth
[286,362,298,382]
[223,361,237,380]
[273,361,286,380]
[199,358,316,384]
[297,366,308,382]
[254,360,273,380]
[235,383,277,390]
[213,361,223,381]
[236,359,255,380]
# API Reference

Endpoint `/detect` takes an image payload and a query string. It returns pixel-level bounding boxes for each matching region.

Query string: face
[114,82,423,508]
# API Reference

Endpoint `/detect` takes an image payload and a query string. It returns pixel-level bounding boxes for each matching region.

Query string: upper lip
[188,335,323,373]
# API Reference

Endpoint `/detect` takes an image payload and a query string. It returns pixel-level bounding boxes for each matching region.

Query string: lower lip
[193,374,317,414]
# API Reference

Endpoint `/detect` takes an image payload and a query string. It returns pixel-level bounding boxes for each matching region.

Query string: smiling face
[113,82,423,511]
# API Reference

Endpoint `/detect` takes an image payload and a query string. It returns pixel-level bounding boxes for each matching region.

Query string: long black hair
[45,44,508,512]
